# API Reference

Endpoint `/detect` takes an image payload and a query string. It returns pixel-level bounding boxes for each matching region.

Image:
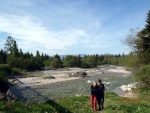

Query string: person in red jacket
[90,82,97,111]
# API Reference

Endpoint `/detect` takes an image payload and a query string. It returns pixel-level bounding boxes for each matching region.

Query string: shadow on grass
[10,83,72,113]
[43,99,72,113]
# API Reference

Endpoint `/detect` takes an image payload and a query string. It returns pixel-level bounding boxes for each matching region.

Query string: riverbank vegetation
[124,10,150,90]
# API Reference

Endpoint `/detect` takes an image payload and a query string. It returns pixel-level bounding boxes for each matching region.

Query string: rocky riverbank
[7,65,133,102]
[8,65,131,87]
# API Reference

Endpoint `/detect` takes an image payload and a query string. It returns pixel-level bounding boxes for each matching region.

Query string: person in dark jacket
[90,82,97,111]
[97,79,105,110]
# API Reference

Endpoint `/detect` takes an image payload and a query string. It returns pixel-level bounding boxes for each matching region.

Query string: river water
[10,66,133,103]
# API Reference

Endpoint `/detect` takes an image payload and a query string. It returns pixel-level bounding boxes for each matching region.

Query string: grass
[0,92,150,113]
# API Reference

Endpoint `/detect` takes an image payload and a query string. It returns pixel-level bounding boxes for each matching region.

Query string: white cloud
[0,13,131,55]
[0,14,90,54]
[2,0,147,55]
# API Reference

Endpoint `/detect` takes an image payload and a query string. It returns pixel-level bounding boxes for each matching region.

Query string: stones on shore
[0,93,5,100]
[43,75,56,79]
[68,71,87,78]
[0,89,16,101]
[120,82,137,91]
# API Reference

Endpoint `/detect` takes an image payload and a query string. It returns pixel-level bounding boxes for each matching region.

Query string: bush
[135,65,150,89]
[12,68,22,75]
[50,58,62,68]
[0,64,11,80]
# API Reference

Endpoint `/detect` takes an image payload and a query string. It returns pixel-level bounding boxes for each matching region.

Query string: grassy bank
[0,92,150,113]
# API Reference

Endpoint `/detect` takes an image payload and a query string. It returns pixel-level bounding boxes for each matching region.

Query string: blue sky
[0,0,149,55]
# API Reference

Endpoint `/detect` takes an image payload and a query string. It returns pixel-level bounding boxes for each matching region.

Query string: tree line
[0,36,128,71]
[0,35,131,81]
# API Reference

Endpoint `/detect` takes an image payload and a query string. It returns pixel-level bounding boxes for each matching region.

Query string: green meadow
[0,92,150,113]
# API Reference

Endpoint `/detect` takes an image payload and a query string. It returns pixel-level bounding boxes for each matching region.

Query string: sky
[0,0,150,56]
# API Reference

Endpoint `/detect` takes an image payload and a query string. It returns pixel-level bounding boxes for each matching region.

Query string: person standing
[90,82,97,111]
[97,79,105,110]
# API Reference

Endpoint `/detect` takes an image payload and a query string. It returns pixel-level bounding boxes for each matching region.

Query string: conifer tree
[12,41,19,57]
[4,36,14,54]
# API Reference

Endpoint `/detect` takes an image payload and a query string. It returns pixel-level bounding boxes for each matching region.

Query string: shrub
[0,64,11,80]
[135,65,150,89]
[12,68,22,75]
[50,58,62,68]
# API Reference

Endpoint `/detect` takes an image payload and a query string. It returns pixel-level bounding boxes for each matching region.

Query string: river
[10,65,133,103]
